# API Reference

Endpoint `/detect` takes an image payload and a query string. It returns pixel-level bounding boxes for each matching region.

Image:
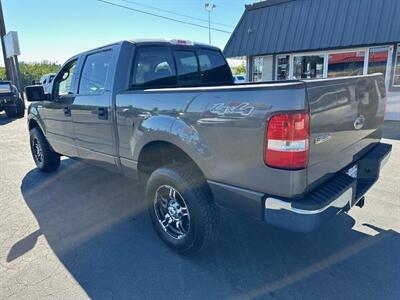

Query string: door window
[79,50,112,95]
[131,47,177,88]
[293,55,324,79]
[55,60,77,97]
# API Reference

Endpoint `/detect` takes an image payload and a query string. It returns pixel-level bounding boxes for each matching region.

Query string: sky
[1,0,250,64]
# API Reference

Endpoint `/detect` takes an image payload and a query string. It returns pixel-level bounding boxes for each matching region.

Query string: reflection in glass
[328,51,365,78]
[367,47,389,78]
[393,45,400,86]
[293,55,324,79]
[276,55,289,80]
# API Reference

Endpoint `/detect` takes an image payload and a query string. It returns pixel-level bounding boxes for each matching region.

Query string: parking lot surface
[1,114,399,299]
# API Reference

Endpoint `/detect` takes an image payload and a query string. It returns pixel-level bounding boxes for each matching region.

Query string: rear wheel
[30,127,60,172]
[146,164,220,254]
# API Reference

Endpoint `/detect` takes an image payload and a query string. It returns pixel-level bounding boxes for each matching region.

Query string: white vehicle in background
[233,74,246,83]
[39,73,56,93]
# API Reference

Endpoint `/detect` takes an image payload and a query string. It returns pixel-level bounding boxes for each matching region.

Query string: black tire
[30,127,61,172]
[5,98,25,118]
[146,164,220,254]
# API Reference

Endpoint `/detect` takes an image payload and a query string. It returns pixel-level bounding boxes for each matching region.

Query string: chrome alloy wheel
[153,185,190,240]
[32,138,43,163]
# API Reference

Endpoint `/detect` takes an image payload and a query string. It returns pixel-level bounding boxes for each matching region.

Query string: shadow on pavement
[0,112,17,125]
[383,121,400,140]
[12,159,400,299]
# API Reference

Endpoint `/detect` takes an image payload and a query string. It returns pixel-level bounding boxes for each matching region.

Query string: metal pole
[0,0,13,81]
[208,11,211,44]
[13,55,23,99]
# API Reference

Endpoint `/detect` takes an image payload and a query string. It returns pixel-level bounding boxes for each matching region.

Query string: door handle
[98,107,108,120]
[64,106,71,116]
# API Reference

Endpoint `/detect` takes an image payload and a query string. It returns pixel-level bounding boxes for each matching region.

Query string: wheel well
[138,141,204,178]
[28,119,40,131]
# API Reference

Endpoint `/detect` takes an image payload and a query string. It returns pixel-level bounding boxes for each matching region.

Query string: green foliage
[0,61,61,88]
[231,62,246,75]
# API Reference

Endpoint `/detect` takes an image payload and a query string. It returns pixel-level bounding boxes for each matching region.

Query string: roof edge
[245,0,296,11]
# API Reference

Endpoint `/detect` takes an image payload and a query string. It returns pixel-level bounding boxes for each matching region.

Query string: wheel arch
[137,139,207,181]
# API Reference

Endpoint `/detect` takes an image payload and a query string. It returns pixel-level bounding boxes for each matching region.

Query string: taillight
[264,112,310,169]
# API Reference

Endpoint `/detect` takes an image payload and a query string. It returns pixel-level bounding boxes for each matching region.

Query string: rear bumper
[209,142,392,232]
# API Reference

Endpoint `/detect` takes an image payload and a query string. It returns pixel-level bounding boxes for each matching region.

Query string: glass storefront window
[393,45,400,86]
[276,55,290,80]
[367,46,389,78]
[252,56,263,82]
[293,55,324,79]
[328,51,365,78]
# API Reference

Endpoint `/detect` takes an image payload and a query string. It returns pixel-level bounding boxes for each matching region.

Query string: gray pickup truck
[0,81,25,118]
[25,39,391,254]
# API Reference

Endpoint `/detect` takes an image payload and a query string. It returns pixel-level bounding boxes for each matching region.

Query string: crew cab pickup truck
[25,39,391,254]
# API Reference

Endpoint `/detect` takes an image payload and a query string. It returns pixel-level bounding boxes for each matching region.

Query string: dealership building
[224,0,400,120]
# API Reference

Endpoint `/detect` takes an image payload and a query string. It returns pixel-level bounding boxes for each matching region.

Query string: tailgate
[304,74,386,190]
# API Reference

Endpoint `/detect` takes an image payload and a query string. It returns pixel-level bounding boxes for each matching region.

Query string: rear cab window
[131,47,177,89]
[130,45,232,89]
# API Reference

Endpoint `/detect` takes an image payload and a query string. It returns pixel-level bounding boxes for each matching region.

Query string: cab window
[79,50,112,95]
[131,47,177,89]
[174,50,201,85]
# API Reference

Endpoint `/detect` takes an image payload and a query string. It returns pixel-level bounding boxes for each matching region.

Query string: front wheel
[30,127,60,172]
[146,164,220,254]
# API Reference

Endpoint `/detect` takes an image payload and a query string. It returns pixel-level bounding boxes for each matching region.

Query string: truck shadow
[0,112,17,125]
[13,159,400,299]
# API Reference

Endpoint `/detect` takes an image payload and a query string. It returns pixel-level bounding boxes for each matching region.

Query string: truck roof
[70,39,221,61]
[128,39,221,51]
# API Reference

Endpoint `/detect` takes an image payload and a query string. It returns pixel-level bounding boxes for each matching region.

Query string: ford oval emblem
[354,115,365,130]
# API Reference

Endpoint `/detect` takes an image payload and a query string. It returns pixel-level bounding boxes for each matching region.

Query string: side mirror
[25,85,49,102]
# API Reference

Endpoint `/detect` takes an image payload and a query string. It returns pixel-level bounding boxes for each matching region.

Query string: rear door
[305,74,386,189]
[71,47,118,172]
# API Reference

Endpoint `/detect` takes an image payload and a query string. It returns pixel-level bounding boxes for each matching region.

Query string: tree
[0,61,61,87]
[231,62,246,75]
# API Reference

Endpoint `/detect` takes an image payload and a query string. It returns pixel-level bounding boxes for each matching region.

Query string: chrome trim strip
[265,188,353,215]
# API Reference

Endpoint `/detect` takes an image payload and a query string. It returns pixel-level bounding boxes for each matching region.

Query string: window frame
[78,49,113,96]
[52,58,78,99]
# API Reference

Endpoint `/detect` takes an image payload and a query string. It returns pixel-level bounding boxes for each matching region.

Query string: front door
[71,49,118,172]
[43,59,79,157]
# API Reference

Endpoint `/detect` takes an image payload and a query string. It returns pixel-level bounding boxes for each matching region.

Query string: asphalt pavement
[0,114,399,299]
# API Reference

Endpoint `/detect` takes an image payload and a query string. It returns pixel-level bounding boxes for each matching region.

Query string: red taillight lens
[264,112,309,169]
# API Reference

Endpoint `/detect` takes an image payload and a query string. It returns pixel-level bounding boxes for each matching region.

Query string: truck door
[44,58,79,157]
[71,48,118,172]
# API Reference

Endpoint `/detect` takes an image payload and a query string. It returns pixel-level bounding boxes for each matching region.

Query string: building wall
[248,43,400,120]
